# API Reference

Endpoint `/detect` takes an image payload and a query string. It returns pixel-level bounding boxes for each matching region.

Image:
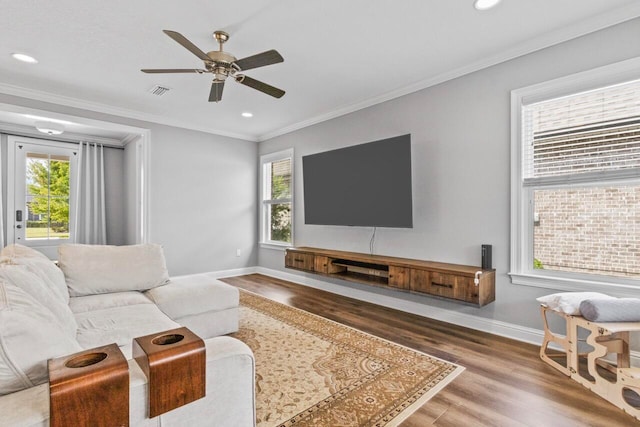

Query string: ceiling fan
[141,30,285,102]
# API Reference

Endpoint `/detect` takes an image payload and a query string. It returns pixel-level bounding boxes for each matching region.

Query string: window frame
[510,57,640,296]
[259,148,294,249]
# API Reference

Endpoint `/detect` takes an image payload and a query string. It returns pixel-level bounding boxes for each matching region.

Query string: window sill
[509,272,640,297]
[259,242,291,251]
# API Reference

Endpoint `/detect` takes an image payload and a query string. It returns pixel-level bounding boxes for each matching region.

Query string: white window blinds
[522,78,640,184]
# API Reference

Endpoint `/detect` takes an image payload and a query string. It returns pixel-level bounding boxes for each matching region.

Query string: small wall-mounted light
[241,112,253,118]
[35,121,64,135]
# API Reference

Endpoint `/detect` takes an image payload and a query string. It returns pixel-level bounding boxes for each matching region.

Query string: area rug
[232,290,465,427]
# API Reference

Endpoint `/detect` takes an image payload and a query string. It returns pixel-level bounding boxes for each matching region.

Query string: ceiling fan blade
[141,68,206,73]
[236,75,285,98]
[209,81,225,102]
[233,50,284,71]
[163,30,211,61]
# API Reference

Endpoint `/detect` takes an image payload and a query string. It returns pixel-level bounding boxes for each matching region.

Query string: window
[510,58,640,294]
[260,149,293,247]
[7,137,77,255]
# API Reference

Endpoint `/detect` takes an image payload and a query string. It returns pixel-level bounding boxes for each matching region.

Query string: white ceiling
[1,0,639,142]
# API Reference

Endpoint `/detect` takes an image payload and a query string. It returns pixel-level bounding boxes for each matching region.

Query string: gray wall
[0,94,259,276]
[258,18,640,331]
[147,125,258,276]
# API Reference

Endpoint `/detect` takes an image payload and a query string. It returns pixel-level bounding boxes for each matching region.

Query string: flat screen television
[302,134,413,228]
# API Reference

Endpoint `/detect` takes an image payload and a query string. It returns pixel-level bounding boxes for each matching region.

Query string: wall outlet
[236,249,241,257]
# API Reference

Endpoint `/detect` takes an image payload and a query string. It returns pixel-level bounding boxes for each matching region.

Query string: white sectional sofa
[0,243,255,427]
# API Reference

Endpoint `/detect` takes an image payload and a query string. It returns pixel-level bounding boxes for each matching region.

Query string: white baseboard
[211,266,259,279]
[246,267,640,365]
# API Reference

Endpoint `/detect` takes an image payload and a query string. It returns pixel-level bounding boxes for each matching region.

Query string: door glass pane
[25,152,71,241]
[533,185,640,278]
[49,156,70,197]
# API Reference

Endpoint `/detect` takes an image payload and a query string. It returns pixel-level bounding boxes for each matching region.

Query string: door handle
[16,210,22,222]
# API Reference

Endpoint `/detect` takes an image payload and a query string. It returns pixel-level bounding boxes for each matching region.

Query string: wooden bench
[540,305,640,420]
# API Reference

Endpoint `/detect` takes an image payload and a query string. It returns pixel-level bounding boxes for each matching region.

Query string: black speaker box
[481,244,492,270]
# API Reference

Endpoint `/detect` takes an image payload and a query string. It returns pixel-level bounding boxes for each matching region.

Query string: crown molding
[256,5,640,141]
[0,82,259,142]
[0,121,126,147]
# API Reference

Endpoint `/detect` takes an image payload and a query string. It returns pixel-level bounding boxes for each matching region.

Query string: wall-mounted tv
[302,134,413,228]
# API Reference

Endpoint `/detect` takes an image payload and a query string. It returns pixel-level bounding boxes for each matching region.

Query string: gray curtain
[73,142,106,244]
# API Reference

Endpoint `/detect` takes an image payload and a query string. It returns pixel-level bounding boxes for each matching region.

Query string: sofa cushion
[0,264,77,337]
[0,279,82,396]
[1,244,69,304]
[69,291,154,314]
[59,244,170,297]
[145,273,239,319]
[75,303,179,358]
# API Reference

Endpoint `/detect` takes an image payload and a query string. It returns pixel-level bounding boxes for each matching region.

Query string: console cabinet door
[314,256,329,274]
[410,269,430,293]
[388,266,410,289]
[427,272,457,299]
[430,272,479,304]
[285,252,315,272]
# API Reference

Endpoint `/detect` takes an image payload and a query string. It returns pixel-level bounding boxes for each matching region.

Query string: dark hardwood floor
[220,274,640,427]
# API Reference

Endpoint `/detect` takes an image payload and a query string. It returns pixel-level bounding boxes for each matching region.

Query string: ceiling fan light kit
[141,29,285,103]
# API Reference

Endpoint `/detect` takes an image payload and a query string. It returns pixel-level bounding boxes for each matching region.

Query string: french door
[7,136,77,258]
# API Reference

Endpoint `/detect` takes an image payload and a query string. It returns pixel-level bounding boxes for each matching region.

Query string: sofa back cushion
[0,278,82,396]
[59,244,170,297]
[0,265,77,337]
[0,244,69,304]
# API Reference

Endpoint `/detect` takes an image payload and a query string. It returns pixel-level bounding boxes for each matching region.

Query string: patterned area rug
[232,290,464,427]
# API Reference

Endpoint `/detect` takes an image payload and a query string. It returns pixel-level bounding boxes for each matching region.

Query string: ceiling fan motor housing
[206,51,237,81]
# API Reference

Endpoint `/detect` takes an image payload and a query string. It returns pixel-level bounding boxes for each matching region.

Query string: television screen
[302,134,413,228]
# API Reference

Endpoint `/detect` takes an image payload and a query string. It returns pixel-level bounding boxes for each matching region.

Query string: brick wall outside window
[533,186,640,278]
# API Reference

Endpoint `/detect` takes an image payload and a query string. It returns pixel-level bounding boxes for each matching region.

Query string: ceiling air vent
[149,85,171,96]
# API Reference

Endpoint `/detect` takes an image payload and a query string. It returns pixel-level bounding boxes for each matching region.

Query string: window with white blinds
[510,59,640,294]
[522,78,640,184]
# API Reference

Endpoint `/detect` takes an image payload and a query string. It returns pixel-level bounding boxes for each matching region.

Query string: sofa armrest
[131,336,256,427]
[0,336,256,427]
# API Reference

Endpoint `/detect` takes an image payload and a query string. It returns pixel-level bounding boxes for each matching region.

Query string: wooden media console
[285,247,495,306]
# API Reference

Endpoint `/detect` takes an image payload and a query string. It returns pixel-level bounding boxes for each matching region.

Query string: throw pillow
[0,244,69,304]
[0,264,77,337]
[0,279,82,396]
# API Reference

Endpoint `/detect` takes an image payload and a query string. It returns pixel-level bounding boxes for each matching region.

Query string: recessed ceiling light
[241,112,253,118]
[11,53,38,64]
[474,0,501,10]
